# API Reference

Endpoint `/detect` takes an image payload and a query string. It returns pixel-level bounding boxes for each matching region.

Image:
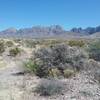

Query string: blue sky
[0,0,100,31]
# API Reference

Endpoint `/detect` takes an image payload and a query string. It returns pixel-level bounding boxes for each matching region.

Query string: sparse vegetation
[63,69,75,78]
[49,68,62,78]
[6,41,14,47]
[24,60,38,73]
[9,47,21,57]
[88,39,100,61]
[24,40,36,48]
[13,39,21,43]
[68,40,85,47]
[0,38,100,100]
[35,79,65,96]
[0,40,5,54]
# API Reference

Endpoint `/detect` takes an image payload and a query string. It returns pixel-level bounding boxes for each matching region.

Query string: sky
[0,0,100,31]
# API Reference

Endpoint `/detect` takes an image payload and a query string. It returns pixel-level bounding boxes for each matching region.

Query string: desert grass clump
[0,40,5,54]
[35,79,65,96]
[24,40,36,48]
[33,44,88,77]
[88,39,100,61]
[63,69,75,78]
[24,60,38,73]
[6,41,14,47]
[9,47,21,57]
[13,39,22,43]
[68,40,85,47]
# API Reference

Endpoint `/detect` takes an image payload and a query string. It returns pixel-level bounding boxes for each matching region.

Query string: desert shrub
[44,40,62,46]
[35,79,64,96]
[63,69,75,78]
[9,47,21,57]
[35,64,49,78]
[24,60,38,73]
[88,40,100,61]
[24,40,36,48]
[33,44,88,77]
[0,40,5,54]
[68,40,85,47]
[6,41,14,47]
[13,39,21,43]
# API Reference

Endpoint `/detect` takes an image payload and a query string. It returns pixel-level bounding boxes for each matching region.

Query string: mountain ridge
[0,25,100,38]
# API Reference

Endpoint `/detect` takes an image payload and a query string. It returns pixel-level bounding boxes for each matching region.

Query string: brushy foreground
[0,38,100,100]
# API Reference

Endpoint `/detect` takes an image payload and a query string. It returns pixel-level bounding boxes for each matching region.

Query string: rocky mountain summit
[0,25,100,38]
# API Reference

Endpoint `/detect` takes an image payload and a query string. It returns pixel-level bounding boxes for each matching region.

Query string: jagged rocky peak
[71,25,100,34]
[0,25,100,38]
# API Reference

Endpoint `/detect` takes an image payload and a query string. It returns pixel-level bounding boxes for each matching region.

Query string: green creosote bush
[68,40,85,47]
[24,60,38,73]
[35,79,65,96]
[9,47,21,57]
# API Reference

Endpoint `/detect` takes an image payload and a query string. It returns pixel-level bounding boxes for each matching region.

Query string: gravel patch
[0,61,100,100]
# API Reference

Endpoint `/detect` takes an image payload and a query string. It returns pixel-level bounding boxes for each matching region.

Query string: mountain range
[0,25,100,38]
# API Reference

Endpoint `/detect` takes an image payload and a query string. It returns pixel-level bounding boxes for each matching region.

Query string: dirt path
[0,61,25,100]
[0,47,34,100]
